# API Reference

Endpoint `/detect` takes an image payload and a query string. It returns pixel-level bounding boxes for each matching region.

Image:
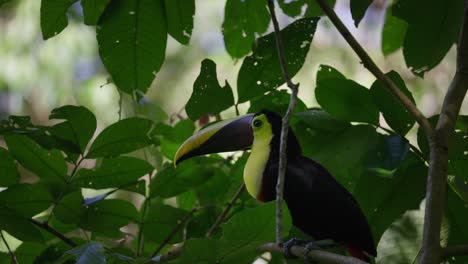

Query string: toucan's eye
[253,119,263,128]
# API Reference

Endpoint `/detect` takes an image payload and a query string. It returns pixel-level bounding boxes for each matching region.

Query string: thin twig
[257,243,368,264]
[206,183,245,237]
[314,0,434,139]
[266,0,300,245]
[1,231,18,264]
[441,245,468,258]
[150,207,198,257]
[30,219,77,247]
[420,1,468,261]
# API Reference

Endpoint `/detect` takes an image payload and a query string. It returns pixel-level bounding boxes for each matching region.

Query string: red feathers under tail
[345,244,371,263]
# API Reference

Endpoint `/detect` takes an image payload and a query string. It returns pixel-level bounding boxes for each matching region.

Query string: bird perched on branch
[174,110,376,262]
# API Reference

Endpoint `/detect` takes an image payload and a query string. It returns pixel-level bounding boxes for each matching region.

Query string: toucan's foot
[283,238,308,259]
[283,238,336,262]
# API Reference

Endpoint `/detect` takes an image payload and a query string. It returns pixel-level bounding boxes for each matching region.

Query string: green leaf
[295,108,351,133]
[164,0,194,45]
[0,207,43,242]
[157,120,195,159]
[248,89,307,115]
[87,118,154,158]
[8,242,46,263]
[278,0,335,18]
[97,0,167,93]
[4,134,67,184]
[40,0,78,40]
[364,134,410,177]
[381,15,407,55]
[177,238,219,264]
[446,187,468,264]
[316,78,379,124]
[185,59,235,120]
[350,0,372,27]
[143,202,188,243]
[74,156,153,189]
[55,191,86,224]
[237,17,319,103]
[81,0,111,25]
[354,154,427,243]
[66,243,106,264]
[80,199,138,236]
[49,105,97,153]
[0,183,53,217]
[393,0,463,76]
[0,147,19,187]
[316,64,346,82]
[370,71,416,135]
[150,158,219,198]
[222,0,270,58]
[448,160,468,203]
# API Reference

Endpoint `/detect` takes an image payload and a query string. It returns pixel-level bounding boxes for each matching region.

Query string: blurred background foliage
[0,0,466,263]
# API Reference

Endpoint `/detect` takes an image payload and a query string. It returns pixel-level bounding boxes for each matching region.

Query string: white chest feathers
[243,136,272,199]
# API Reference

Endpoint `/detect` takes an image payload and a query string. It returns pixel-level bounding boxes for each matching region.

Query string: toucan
[174,110,376,262]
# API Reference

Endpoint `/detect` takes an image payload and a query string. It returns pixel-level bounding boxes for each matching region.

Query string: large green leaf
[4,134,67,184]
[237,17,319,103]
[97,0,167,93]
[222,0,270,58]
[316,64,346,81]
[66,243,106,264]
[87,117,154,158]
[40,0,77,40]
[247,89,307,115]
[354,154,427,243]
[54,191,86,225]
[393,0,463,76]
[350,0,372,27]
[176,238,219,264]
[143,201,188,243]
[370,71,416,135]
[316,78,379,124]
[0,207,43,242]
[150,158,220,198]
[49,105,97,154]
[80,199,138,236]
[155,120,195,159]
[0,183,53,217]
[74,156,153,189]
[278,0,335,18]
[0,147,19,187]
[81,0,111,25]
[381,14,407,55]
[185,59,235,120]
[164,0,195,45]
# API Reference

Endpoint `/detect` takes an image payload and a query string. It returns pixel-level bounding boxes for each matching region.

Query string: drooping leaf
[185,59,235,120]
[54,191,86,224]
[316,78,379,124]
[80,199,138,236]
[381,15,407,55]
[143,201,188,243]
[0,183,53,217]
[49,105,97,154]
[40,0,78,40]
[81,0,111,25]
[74,156,153,189]
[237,17,319,103]
[150,158,220,198]
[97,0,167,93]
[4,134,67,184]
[393,0,463,76]
[0,147,19,187]
[222,0,270,58]
[370,71,416,135]
[350,0,372,27]
[66,243,106,264]
[316,64,346,82]
[87,118,154,158]
[164,0,195,45]
[354,154,427,243]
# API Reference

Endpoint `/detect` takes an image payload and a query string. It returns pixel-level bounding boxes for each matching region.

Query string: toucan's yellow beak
[174,114,254,166]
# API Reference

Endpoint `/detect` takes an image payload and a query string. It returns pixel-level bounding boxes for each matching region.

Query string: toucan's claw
[283,238,337,262]
[283,238,308,259]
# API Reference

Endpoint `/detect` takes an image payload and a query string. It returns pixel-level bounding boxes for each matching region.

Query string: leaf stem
[266,0,300,245]
[30,219,77,247]
[206,183,245,237]
[0,231,18,264]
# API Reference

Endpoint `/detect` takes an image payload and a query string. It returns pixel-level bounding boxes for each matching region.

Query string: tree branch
[266,0,300,245]
[420,1,468,262]
[1,230,18,264]
[206,183,245,237]
[30,219,77,247]
[150,207,198,258]
[441,245,468,259]
[314,0,434,139]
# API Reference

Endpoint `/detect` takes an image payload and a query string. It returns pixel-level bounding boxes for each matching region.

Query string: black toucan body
[174,110,376,261]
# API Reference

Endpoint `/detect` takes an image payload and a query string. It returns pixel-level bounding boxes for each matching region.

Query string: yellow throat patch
[243,114,273,200]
